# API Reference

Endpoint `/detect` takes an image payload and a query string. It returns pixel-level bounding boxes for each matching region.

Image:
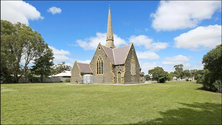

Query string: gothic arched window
[97,56,103,74]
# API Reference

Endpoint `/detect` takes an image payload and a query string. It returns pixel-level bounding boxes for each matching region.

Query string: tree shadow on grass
[133,102,222,124]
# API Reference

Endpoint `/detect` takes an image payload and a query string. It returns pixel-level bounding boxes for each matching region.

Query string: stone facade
[70,61,81,83]
[113,65,125,83]
[90,43,114,84]
[122,44,141,84]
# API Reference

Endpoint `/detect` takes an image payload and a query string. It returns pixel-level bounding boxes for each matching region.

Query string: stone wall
[90,44,113,83]
[70,62,82,84]
[124,44,141,84]
[113,65,125,83]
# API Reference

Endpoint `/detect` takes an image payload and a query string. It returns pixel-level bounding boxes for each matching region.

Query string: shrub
[65,78,70,82]
[158,76,166,83]
[1,76,14,83]
[196,74,203,84]
[186,79,189,82]
[144,75,150,81]
[213,80,222,93]
[201,70,217,91]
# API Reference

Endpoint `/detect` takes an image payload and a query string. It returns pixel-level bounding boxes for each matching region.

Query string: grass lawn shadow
[134,102,222,124]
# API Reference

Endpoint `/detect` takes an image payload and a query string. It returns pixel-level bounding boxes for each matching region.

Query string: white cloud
[1,0,44,25]
[161,55,194,72]
[189,61,203,70]
[151,42,169,51]
[129,35,153,48]
[145,28,148,31]
[68,58,91,64]
[129,35,168,51]
[174,25,221,51]
[137,51,159,59]
[65,63,74,67]
[49,46,70,61]
[77,33,168,52]
[162,55,190,65]
[47,7,62,15]
[77,60,91,64]
[151,1,221,31]
[76,32,127,50]
[161,55,204,72]
[140,62,160,74]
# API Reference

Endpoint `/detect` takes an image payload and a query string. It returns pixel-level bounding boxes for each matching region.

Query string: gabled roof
[77,62,92,73]
[113,45,131,65]
[102,44,131,65]
[102,45,115,63]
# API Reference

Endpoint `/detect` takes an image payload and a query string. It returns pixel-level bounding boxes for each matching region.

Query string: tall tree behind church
[174,64,184,79]
[31,45,54,83]
[1,20,46,83]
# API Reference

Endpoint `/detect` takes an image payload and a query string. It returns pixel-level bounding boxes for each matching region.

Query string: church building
[71,6,145,84]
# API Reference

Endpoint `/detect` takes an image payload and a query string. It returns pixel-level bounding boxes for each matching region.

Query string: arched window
[97,56,103,74]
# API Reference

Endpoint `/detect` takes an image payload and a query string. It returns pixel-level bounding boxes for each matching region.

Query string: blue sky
[1,1,221,74]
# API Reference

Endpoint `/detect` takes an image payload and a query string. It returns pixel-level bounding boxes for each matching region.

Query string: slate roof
[77,62,92,73]
[102,45,115,63]
[102,45,131,65]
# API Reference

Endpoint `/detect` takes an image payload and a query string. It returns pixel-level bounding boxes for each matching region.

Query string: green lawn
[1,81,221,124]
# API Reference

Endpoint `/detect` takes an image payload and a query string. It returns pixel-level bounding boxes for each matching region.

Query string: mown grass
[1,81,221,124]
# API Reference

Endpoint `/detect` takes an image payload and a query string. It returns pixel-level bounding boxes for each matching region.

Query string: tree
[183,69,191,78]
[148,67,168,83]
[52,62,71,75]
[201,45,222,92]
[195,70,205,83]
[1,20,46,83]
[202,45,222,82]
[31,45,54,83]
[167,73,175,81]
[1,20,16,83]
[144,75,150,81]
[174,64,184,79]
[190,69,198,81]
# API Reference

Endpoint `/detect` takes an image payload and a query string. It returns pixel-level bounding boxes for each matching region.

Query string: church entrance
[118,72,121,83]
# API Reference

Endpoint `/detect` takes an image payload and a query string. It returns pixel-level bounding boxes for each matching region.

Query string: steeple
[106,5,115,48]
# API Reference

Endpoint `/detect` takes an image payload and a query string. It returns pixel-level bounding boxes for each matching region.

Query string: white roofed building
[52,71,71,78]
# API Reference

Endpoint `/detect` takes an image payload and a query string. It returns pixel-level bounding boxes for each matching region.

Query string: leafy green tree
[144,75,150,81]
[183,69,191,78]
[202,45,222,92]
[202,45,222,82]
[148,67,168,83]
[1,20,16,83]
[190,69,198,80]
[1,20,46,83]
[31,45,54,83]
[174,64,184,79]
[195,70,205,83]
[167,73,175,81]
[52,62,71,75]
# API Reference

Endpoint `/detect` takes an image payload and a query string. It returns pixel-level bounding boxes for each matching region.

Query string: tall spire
[106,5,115,48]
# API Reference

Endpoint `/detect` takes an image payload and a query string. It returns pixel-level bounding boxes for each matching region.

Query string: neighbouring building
[71,6,144,84]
